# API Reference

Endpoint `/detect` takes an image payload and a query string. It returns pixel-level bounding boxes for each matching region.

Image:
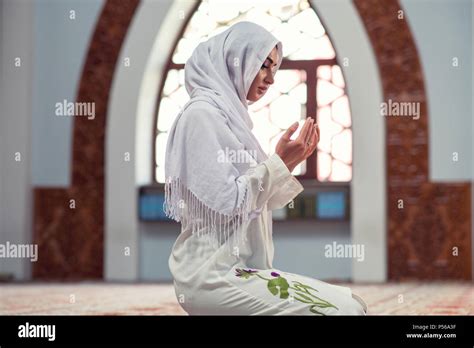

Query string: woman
[164,21,367,315]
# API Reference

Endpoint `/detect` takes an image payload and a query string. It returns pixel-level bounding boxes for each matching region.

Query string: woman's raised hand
[275,118,320,173]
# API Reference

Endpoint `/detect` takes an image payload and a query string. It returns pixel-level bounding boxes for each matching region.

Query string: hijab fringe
[163,176,251,253]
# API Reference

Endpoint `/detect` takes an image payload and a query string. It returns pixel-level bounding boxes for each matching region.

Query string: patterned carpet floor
[1,282,472,315]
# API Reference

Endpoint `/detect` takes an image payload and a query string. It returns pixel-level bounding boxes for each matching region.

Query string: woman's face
[247,46,279,102]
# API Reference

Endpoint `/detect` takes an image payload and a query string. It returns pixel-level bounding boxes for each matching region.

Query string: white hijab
[164,21,283,248]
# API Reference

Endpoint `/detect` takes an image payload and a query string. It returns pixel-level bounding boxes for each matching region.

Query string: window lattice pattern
[316,65,352,181]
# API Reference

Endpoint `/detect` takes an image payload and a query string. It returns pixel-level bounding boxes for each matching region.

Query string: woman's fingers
[304,124,318,158]
[311,125,318,151]
[298,118,312,145]
[304,120,315,149]
[281,121,299,141]
[299,118,311,143]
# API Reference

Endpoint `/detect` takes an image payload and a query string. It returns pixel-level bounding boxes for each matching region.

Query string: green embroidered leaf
[235,268,259,279]
[278,277,290,299]
[292,284,305,293]
[311,297,338,308]
[293,281,319,292]
[267,277,290,299]
[280,288,289,299]
[267,280,279,296]
[293,292,313,303]
[309,305,325,315]
[293,295,313,304]
[312,302,332,308]
[312,301,339,310]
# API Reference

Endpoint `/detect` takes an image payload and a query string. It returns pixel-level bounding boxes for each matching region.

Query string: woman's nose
[265,72,274,85]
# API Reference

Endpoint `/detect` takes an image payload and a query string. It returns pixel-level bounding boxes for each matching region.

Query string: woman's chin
[249,94,263,102]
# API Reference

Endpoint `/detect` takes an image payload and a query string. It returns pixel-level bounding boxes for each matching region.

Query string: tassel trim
[163,176,252,252]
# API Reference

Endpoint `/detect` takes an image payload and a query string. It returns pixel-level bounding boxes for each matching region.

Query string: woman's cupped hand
[275,117,320,173]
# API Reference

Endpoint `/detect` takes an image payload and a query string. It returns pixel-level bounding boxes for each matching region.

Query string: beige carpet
[1,282,472,315]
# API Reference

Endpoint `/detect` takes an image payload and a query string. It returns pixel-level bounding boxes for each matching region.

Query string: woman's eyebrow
[265,57,277,66]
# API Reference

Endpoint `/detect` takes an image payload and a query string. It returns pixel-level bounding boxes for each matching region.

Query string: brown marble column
[33,0,140,279]
[353,0,471,280]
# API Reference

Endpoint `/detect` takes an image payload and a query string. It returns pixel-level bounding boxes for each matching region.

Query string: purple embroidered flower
[271,271,280,277]
[235,268,258,279]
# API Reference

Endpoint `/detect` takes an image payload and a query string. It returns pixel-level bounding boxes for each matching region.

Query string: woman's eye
[261,64,270,70]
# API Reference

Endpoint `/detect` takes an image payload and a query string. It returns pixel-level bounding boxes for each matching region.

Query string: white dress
[168,153,367,315]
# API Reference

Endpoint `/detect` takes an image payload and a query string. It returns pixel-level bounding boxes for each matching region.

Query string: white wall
[273,223,353,280]
[105,0,178,281]
[313,0,387,282]
[32,0,104,186]
[0,0,104,280]
[401,0,472,182]
[0,0,35,280]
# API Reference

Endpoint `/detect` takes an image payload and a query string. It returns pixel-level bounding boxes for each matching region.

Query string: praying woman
[164,21,367,315]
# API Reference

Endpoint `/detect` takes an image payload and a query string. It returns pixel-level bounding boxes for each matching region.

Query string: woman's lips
[258,86,268,93]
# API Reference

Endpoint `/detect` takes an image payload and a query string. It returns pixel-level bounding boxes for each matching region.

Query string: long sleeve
[236,153,304,216]
[266,155,304,211]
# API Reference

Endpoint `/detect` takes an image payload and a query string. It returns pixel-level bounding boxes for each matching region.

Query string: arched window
[154,0,352,184]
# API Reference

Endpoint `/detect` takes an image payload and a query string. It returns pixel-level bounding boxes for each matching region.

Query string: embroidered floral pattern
[235,268,259,279]
[234,268,339,315]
